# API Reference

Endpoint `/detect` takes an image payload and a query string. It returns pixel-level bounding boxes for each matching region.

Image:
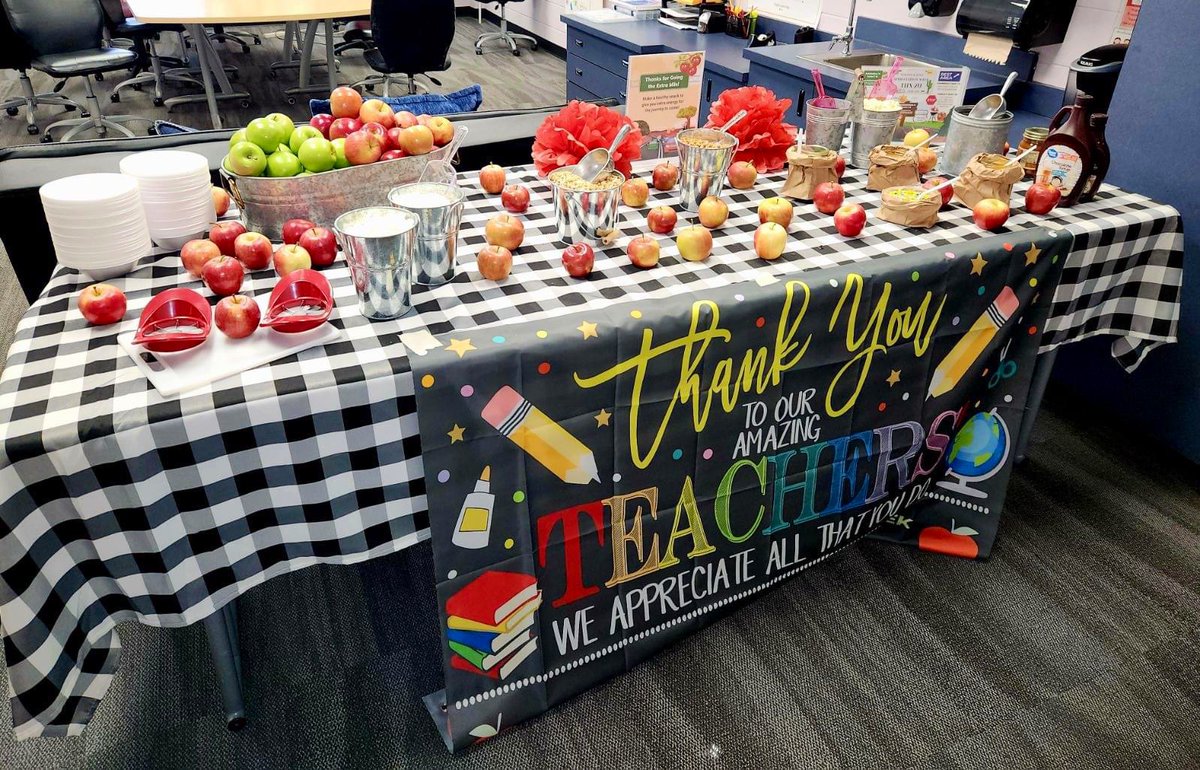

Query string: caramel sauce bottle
[1080,113,1110,203]
[1035,93,1096,206]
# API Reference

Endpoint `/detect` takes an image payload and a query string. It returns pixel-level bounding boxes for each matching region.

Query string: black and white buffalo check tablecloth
[0,158,1183,737]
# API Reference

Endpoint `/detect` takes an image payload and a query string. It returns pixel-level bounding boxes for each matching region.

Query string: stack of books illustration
[446,570,541,680]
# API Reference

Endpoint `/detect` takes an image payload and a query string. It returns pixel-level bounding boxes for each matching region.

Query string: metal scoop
[574,123,632,183]
[969,71,1018,120]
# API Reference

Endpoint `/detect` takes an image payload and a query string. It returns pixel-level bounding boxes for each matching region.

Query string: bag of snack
[952,153,1023,208]
[780,145,840,201]
[867,144,920,191]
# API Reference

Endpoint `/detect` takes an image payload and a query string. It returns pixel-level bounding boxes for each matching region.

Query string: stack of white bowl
[119,150,215,250]
[40,173,153,281]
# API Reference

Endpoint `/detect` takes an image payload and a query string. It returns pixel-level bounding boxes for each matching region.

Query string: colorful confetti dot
[1029,278,1038,287]
[492,335,506,344]
[630,310,642,319]
[612,472,622,483]
[447,570,457,579]
[982,369,989,378]
[537,362,551,375]
[672,449,683,460]
[513,491,526,503]
[1028,325,1038,335]
[702,448,713,460]
[902,392,910,401]
[945,251,955,259]
[437,469,450,483]
[978,286,986,296]
[734,293,745,302]
[1004,395,1013,403]
[1051,254,1059,264]
[877,402,887,412]
[459,385,474,398]
[504,538,515,549]
[952,316,961,326]
[829,278,839,288]
[755,317,766,328]
[911,271,920,282]
[421,374,435,388]
[536,330,548,338]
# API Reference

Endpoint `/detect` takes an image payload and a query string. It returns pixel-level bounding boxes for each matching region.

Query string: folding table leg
[1015,348,1058,464]
[202,601,247,731]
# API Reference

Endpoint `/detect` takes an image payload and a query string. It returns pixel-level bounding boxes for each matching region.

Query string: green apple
[297,171,316,176]
[245,117,285,153]
[331,137,350,169]
[289,125,324,154]
[226,141,268,176]
[266,148,302,177]
[297,136,337,173]
[229,129,246,149]
[265,112,296,143]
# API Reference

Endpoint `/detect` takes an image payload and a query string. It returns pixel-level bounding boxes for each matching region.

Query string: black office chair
[354,0,454,96]
[0,5,82,135]
[334,18,372,55]
[97,0,201,106]
[2,0,153,142]
[476,0,536,57]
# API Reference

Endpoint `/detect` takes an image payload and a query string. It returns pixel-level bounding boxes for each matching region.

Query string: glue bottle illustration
[452,466,495,549]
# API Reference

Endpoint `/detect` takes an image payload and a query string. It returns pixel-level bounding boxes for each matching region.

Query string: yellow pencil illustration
[928,286,1020,399]
[482,386,599,484]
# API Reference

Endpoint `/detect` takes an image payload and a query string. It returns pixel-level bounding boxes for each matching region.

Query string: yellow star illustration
[447,424,465,443]
[577,321,598,340]
[886,369,901,387]
[446,338,475,358]
[1025,244,1042,265]
[595,409,611,427]
[970,253,987,275]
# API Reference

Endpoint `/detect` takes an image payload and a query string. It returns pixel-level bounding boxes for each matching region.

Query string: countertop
[562,14,754,82]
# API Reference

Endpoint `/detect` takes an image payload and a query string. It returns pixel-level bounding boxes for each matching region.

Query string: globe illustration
[946,411,1009,479]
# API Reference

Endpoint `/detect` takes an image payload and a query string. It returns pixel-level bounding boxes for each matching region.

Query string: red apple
[298,226,337,267]
[501,184,530,213]
[385,127,407,153]
[758,197,794,227]
[697,196,728,228]
[427,116,454,146]
[972,198,1011,231]
[214,294,261,339]
[344,129,384,165]
[1025,182,1062,215]
[813,182,845,215]
[647,205,677,234]
[754,222,787,260]
[834,203,867,237]
[360,121,389,149]
[329,86,363,119]
[328,117,363,141]
[211,186,230,218]
[561,242,595,278]
[281,218,317,245]
[834,154,846,180]
[477,245,513,281]
[394,110,417,129]
[181,238,222,277]
[727,161,758,190]
[309,113,334,138]
[676,225,713,262]
[922,177,954,209]
[621,177,650,207]
[201,255,244,296]
[479,163,506,195]
[208,221,246,257]
[652,162,679,191]
[358,98,395,129]
[917,147,938,174]
[484,213,524,250]
[399,125,434,156]
[273,244,312,277]
[416,114,431,127]
[627,234,660,269]
[233,231,273,270]
[77,283,126,325]
[380,149,408,161]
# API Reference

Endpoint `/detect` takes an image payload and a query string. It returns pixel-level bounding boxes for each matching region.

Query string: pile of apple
[224,86,455,178]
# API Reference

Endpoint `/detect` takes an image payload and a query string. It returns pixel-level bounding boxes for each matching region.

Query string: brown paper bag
[781,145,840,201]
[953,153,1024,208]
[867,145,920,191]
[879,186,940,228]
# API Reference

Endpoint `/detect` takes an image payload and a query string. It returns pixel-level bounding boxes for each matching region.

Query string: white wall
[816,0,1126,89]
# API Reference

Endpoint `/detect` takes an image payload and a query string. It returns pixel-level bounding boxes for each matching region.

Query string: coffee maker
[1064,44,1128,114]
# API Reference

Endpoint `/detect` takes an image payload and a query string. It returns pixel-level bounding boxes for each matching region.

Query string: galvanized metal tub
[940,106,1013,176]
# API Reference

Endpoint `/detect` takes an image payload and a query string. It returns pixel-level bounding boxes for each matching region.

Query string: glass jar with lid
[1019,127,1049,179]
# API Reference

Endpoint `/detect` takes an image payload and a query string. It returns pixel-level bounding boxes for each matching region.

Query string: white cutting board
[119,295,342,397]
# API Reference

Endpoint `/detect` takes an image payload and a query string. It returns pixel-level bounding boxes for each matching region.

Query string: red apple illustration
[917,521,980,559]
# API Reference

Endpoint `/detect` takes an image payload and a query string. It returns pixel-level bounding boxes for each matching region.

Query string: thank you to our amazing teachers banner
[413,229,1071,751]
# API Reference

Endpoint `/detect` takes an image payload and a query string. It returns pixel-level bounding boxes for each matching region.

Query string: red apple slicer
[260,269,333,334]
[132,288,212,352]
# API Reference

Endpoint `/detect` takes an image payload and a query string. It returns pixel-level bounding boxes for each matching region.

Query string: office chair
[0,5,83,135]
[2,0,153,141]
[476,0,536,57]
[334,19,372,55]
[209,25,261,52]
[354,0,454,96]
[97,0,202,106]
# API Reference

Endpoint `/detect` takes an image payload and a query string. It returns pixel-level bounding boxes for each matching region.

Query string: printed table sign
[851,65,969,133]
[413,229,1071,750]
[624,51,706,138]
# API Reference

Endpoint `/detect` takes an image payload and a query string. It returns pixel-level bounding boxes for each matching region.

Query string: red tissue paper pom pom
[531,101,643,177]
[704,86,798,173]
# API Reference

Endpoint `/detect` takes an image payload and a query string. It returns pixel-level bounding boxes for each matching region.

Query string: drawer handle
[575,68,584,76]
[621,59,629,67]
[575,38,583,46]
[619,91,627,99]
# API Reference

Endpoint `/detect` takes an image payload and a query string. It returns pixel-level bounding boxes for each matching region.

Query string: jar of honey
[1018,127,1049,179]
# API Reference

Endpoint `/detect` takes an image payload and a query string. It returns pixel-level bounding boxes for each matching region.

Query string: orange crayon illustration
[927,286,1020,400]
[482,385,599,485]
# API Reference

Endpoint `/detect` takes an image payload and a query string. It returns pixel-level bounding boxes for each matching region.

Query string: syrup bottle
[1035,93,1096,206]
[1080,113,1110,203]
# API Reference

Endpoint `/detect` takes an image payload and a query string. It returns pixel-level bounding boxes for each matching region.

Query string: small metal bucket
[804,98,851,153]
[940,105,1014,176]
[387,182,465,286]
[550,171,624,246]
[850,107,901,168]
[676,128,739,211]
[333,207,419,321]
